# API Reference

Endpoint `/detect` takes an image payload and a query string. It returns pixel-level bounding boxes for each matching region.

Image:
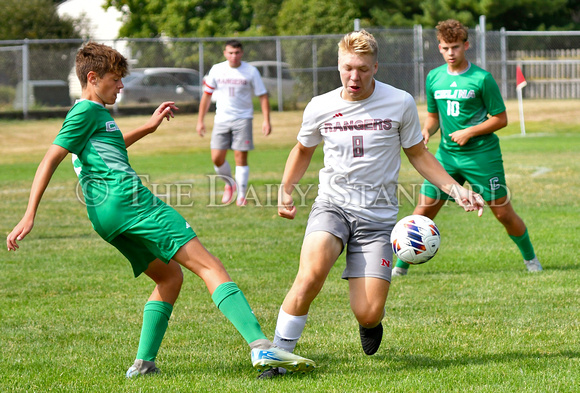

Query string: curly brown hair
[436,19,468,43]
[75,42,129,88]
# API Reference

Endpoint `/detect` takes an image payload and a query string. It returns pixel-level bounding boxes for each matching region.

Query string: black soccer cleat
[257,367,285,379]
[359,322,383,355]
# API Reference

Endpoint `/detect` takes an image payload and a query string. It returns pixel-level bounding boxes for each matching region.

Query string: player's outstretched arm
[124,102,178,148]
[421,112,440,146]
[259,94,272,136]
[447,184,485,216]
[404,141,484,216]
[7,145,69,251]
[278,142,317,220]
[196,93,212,137]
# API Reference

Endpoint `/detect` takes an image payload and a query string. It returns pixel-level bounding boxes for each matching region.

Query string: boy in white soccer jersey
[196,40,271,206]
[6,42,314,378]
[392,19,541,277]
[258,30,486,378]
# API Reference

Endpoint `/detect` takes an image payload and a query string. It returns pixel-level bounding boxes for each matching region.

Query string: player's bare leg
[259,232,340,378]
[349,277,389,355]
[172,237,232,293]
[211,148,236,204]
[281,231,343,317]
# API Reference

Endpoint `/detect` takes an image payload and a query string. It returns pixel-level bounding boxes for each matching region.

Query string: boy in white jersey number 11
[257,30,485,379]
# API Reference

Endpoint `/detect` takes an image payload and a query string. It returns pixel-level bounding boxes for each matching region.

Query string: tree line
[0,0,579,41]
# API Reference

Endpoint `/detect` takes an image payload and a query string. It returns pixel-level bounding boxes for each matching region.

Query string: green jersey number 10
[447,100,460,117]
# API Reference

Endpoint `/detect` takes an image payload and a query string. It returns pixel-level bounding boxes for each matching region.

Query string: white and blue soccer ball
[391,215,441,265]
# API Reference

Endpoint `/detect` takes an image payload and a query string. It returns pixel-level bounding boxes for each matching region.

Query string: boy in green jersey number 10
[393,19,542,276]
[6,42,314,378]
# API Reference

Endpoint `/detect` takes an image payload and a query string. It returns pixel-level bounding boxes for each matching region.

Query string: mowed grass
[1,100,578,392]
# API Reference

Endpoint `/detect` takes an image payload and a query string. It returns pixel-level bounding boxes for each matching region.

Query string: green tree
[104,0,580,38]
[105,0,262,38]
[365,0,580,30]
[483,0,580,30]
[0,0,78,40]
[363,0,423,28]
[0,0,81,88]
[410,0,577,30]
[276,0,360,35]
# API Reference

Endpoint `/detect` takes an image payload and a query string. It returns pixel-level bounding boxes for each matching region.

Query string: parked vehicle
[247,61,296,101]
[116,68,202,106]
[132,67,202,90]
[14,80,71,109]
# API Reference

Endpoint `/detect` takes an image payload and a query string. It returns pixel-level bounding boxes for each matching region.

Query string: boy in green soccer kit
[6,42,314,377]
[393,19,542,276]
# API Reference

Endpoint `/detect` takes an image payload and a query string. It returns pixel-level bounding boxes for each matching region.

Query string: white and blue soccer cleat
[251,347,315,373]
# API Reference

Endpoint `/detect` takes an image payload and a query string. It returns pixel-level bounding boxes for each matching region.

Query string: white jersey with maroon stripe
[203,60,267,123]
[297,80,423,224]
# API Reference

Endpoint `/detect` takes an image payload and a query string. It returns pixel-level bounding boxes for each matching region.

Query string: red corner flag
[516,65,527,135]
[516,66,527,90]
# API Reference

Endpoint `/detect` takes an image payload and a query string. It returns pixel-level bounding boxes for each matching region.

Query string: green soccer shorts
[109,204,197,277]
[421,145,508,202]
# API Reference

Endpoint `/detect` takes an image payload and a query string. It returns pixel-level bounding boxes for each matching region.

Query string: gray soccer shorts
[210,118,254,151]
[304,201,393,282]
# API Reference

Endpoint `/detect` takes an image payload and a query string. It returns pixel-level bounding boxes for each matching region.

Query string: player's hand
[450,128,473,146]
[421,128,431,147]
[153,101,178,122]
[7,217,34,251]
[278,188,296,220]
[144,102,178,134]
[262,121,272,136]
[196,123,206,137]
[451,186,485,217]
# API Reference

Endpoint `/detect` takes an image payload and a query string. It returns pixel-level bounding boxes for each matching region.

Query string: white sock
[214,161,234,186]
[273,307,308,353]
[235,165,249,201]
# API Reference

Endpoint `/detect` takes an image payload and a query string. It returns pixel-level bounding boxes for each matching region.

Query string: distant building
[57,0,129,99]
[57,0,123,40]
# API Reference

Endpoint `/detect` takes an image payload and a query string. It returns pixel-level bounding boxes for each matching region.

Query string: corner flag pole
[516,65,527,136]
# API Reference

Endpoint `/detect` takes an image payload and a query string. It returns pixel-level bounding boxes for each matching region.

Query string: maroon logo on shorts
[381,258,391,268]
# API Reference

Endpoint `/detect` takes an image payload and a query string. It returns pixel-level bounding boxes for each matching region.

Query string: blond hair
[338,30,378,61]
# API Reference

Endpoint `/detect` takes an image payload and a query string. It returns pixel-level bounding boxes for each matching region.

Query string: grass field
[1,99,579,392]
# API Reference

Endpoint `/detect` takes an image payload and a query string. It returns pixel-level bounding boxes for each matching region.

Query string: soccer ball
[391,215,441,265]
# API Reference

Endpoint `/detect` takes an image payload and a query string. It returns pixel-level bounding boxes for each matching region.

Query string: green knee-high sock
[395,258,410,269]
[212,281,267,344]
[135,301,173,362]
[509,228,536,260]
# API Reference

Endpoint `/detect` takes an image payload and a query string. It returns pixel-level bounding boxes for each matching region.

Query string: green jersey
[54,100,162,242]
[426,62,506,152]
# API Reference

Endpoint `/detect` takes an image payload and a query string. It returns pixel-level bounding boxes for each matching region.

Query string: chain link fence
[1,27,579,118]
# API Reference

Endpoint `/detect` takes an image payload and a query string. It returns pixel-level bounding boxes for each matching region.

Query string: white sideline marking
[511,166,552,177]
[531,167,552,177]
